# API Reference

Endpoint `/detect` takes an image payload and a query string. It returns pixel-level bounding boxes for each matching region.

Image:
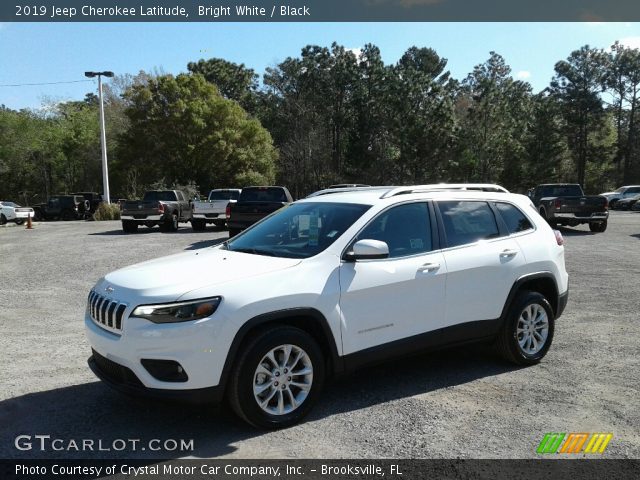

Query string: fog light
[141,359,188,382]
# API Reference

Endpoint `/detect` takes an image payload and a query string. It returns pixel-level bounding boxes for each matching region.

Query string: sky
[1,22,640,110]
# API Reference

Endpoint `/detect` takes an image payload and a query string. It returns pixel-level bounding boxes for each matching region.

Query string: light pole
[85,71,114,204]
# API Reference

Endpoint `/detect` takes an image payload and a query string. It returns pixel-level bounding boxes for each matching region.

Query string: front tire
[0,214,7,225]
[228,326,325,429]
[589,220,607,232]
[495,291,554,366]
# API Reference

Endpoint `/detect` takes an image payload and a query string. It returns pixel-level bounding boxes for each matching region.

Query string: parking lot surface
[1,214,639,459]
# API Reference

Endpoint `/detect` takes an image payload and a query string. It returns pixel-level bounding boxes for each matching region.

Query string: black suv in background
[73,192,103,215]
[33,195,89,221]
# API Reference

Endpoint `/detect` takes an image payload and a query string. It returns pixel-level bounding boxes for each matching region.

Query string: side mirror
[345,239,389,261]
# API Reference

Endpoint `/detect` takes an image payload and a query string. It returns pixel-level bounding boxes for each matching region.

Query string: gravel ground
[0,214,638,459]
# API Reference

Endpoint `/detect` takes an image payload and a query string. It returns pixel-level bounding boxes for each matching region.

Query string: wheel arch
[218,308,343,395]
[500,272,559,321]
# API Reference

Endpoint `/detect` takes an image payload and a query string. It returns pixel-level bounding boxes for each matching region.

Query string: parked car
[120,190,192,233]
[73,192,103,214]
[612,193,640,210]
[599,185,640,208]
[33,195,89,221]
[191,188,241,231]
[530,183,609,232]
[0,201,34,225]
[85,183,568,428]
[226,186,293,237]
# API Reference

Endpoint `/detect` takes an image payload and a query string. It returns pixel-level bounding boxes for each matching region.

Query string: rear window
[539,185,583,197]
[239,187,288,202]
[143,191,177,202]
[209,190,240,201]
[495,202,533,234]
[438,201,500,248]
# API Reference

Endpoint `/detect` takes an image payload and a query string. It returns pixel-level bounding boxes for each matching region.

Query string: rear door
[436,200,526,330]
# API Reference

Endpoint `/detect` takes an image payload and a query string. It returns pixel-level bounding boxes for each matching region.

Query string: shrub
[93,202,121,221]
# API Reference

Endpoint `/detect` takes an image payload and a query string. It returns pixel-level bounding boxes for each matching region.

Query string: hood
[600,192,617,197]
[99,247,301,301]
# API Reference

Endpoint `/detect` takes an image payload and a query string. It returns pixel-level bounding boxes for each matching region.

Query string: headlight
[131,297,221,324]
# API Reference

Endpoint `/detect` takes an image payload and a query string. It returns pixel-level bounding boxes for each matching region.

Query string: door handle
[500,249,519,258]
[417,262,440,273]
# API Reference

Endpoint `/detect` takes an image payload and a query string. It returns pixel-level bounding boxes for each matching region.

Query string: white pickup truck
[191,189,241,231]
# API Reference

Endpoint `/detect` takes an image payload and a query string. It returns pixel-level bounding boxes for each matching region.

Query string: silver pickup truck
[191,188,241,231]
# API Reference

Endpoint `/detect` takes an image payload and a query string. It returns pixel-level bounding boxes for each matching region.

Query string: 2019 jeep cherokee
[85,184,569,428]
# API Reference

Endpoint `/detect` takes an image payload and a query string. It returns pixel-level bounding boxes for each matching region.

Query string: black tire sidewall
[505,292,555,365]
[232,327,325,429]
[0,214,7,225]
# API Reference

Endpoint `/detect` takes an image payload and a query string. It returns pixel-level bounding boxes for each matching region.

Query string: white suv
[85,184,569,428]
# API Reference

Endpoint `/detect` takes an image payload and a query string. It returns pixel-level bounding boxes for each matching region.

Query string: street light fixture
[85,71,114,204]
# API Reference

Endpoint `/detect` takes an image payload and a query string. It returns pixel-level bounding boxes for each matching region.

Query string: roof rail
[380,183,509,199]
[306,186,392,198]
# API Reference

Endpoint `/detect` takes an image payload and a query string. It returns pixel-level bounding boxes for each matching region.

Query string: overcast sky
[1,22,639,110]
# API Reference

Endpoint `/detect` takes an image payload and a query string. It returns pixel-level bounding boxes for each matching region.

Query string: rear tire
[15,219,24,225]
[61,210,73,221]
[495,291,554,366]
[589,221,607,232]
[0,214,7,225]
[122,221,138,233]
[228,325,325,429]
[191,219,206,231]
[162,213,179,232]
[228,228,240,238]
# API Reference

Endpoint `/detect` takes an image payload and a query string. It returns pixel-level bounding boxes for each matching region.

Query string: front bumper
[88,350,223,404]
[84,311,229,394]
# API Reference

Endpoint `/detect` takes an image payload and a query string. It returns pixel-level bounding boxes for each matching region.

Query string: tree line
[1,41,640,204]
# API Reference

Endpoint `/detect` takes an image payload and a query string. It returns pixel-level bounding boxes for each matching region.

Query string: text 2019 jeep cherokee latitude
[85,184,569,428]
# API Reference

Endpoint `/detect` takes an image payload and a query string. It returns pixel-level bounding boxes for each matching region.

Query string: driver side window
[355,203,432,258]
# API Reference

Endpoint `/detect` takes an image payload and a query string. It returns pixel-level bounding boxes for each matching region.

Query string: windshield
[1,201,18,207]
[239,187,288,202]
[209,190,240,201]
[143,191,177,202]
[615,187,626,193]
[226,202,370,258]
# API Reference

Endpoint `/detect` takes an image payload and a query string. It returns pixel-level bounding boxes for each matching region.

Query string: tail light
[554,230,564,246]
[604,198,609,210]
[157,203,165,213]
[554,199,562,210]
[225,204,231,219]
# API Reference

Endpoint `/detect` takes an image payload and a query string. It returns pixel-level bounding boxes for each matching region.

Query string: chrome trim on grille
[87,289,127,334]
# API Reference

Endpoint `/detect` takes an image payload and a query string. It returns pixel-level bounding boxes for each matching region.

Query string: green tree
[187,58,258,112]
[550,45,609,187]
[118,73,277,196]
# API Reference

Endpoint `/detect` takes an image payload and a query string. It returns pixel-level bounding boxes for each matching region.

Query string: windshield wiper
[230,247,277,257]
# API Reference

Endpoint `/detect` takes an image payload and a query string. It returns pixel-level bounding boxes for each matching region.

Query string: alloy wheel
[253,344,313,415]
[516,303,549,355]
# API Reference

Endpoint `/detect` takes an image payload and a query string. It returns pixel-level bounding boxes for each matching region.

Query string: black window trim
[340,200,440,261]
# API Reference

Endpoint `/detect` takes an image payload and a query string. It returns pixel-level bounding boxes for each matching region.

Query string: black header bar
[3,0,640,22]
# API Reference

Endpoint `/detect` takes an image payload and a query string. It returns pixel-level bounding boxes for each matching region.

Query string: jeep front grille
[88,290,126,333]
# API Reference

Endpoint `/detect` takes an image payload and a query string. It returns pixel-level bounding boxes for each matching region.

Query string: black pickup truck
[530,183,609,232]
[33,195,89,221]
[120,190,192,233]
[227,186,293,237]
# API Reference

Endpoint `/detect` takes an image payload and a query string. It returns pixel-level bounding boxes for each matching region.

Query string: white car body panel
[85,187,569,393]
